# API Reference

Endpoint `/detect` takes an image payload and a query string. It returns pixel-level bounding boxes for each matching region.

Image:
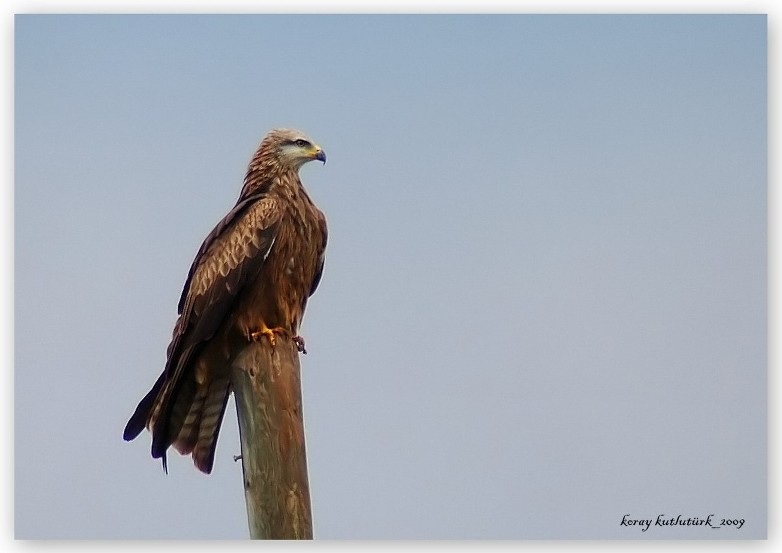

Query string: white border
[3,2,775,550]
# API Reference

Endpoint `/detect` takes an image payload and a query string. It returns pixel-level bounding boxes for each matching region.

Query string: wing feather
[147,194,281,460]
[308,210,328,296]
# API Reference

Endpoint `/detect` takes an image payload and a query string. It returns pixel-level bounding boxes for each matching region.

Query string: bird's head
[267,128,326,170]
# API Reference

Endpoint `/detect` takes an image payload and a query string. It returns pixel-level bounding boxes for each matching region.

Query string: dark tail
[124,359,230,474]
[123,370,166,441]
[165,374,232,474]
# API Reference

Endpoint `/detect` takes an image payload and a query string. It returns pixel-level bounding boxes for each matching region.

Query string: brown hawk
[123,128,328,474]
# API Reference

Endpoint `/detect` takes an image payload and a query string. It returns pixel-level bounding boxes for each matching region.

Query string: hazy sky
[14,14,766,539]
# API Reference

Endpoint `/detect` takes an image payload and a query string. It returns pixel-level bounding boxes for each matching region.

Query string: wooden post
[230,339,313,539]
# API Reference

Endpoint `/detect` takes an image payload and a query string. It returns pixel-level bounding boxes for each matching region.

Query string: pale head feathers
[241,128,326,198]
[262,128,326,170]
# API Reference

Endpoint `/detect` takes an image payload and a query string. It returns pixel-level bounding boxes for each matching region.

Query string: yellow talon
[249,323,289,347]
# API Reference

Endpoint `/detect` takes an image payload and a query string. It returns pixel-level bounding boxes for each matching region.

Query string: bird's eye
[295,139,309,147]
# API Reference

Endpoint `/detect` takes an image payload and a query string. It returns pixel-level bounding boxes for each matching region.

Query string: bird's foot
[292,336,307,355]
[249,324,289,348]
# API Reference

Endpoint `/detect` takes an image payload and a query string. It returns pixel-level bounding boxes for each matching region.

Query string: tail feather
[123,371,166,441]
[172,383,209,456]
[150,345,200,460]
[165,376,198,452]
[192,376,232,474]
[125,352,232,474]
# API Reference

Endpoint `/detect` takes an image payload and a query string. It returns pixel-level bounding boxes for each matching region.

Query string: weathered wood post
[230,339,312,539]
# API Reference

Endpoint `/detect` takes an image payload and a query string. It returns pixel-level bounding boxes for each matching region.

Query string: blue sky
[14,14,766,539]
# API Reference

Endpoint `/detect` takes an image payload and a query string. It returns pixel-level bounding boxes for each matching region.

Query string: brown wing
[123,192,281,472]
[308,209,328,296]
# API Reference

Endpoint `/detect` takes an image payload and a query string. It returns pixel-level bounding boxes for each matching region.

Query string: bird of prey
[123,128,328,474]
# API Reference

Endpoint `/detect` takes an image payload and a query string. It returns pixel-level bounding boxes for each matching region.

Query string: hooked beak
[315,149,326,164]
